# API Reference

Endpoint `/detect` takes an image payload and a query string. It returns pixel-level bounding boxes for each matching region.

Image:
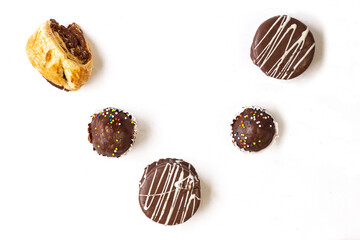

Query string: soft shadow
[307,23,325,74]
[198,177,211,213]
[85,35,103,86]
[269,107,285,146]
[133,116,150,149]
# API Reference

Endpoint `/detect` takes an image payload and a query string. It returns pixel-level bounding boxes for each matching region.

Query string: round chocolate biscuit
[250,15,315,80]
[88,107,136,157]
[139,158,201,225]
[231,107,276,152]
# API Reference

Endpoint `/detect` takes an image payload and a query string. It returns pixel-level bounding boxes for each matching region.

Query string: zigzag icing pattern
[253,15,315,79]
[139,159,201,225]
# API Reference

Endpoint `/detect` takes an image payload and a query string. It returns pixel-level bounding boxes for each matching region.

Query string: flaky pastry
[26,19,93,91]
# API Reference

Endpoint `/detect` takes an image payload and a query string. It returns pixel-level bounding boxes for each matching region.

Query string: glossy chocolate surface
[250,15,315,79]
[232,107,276,152]
[88,107,135,157]
[139,158,201,225]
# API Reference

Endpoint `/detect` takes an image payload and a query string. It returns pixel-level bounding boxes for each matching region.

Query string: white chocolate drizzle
[139,159,201,225]
[254,15,315,79]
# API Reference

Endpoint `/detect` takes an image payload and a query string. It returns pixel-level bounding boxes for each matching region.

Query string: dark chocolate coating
[88,107,136,157]
[231,108,276,152]
[139,158,201,225]
[50,19,91,63]
[250,15,315,80]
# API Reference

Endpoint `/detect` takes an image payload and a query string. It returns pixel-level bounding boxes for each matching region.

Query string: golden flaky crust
[26,20,93,91]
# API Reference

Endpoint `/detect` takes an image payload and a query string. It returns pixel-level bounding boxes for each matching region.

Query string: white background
[1,0,360,239]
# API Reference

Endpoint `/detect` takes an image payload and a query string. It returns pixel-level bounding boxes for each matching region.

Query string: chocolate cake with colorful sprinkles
[231,107,277,152]
[88,107,136,157]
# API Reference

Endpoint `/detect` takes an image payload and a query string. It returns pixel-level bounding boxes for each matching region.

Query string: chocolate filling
[50,19,90,63]
[43,77,69,91]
